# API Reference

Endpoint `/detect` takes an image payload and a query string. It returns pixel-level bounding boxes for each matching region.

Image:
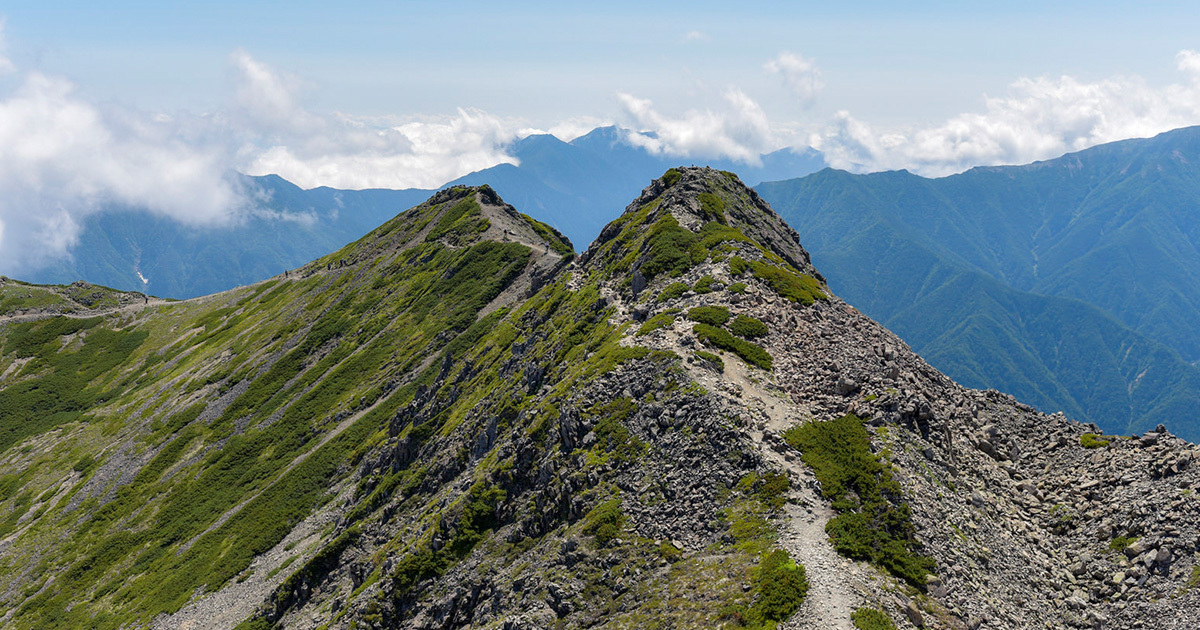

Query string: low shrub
[662,168,682,187]
[720,549,809,628]
[697,193,727,223]
[755,473,790,512]
[783,414,935,588]
[693,275,719,294]
[687,306,731,326]
[1080,433,1110,449]
[658,282,690,302]
[729,315,768,339]
[699,222,753,249]
[694,350,723,371]
[750,260,825,305]
[852,608,898,630]
[583,499,625,546]
[1108,535,1138,552]
[637,313,675,336]
[756,549,808,622]
[693,324,772,370]
[641,216,706,278]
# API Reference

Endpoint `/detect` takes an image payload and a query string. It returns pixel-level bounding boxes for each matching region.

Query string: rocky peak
[585,167,823,284]
[8,166,1200,630]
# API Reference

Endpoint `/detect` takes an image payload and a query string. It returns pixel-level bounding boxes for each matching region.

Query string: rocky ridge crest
[1,170,1198,630]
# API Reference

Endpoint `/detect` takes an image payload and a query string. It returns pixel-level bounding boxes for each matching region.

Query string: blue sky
[7,1,1200,125]
[1,2,1200,271]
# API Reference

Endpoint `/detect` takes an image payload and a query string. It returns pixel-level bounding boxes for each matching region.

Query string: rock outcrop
[2,170,1199,630]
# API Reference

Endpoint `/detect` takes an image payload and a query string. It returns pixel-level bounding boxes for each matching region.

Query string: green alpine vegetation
[852,607,898,630]
[784,414,936,588]
[694,324,773,370]
[758,126,1200,439]
[0,186,573,629]
[0,169,839,629]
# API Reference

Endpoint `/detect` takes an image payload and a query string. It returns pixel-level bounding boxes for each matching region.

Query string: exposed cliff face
[0,170,1198,630]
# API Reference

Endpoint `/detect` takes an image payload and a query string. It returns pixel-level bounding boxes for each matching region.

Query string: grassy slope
[0,171,831,630]
[0,188,540,628]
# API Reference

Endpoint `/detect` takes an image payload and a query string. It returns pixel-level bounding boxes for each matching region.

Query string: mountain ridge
[2,169,1200,630]
[14,127,826,302]
[758,126,1200,438]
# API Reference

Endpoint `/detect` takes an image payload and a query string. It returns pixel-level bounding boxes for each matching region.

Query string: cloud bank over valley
[2,13,1200,275]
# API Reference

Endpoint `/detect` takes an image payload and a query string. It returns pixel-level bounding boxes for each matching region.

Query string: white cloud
[1177,49,1200,77]
[0,72,243,273]
[229,49,324,137]
[765,52,823,104]
[0,46,532,275]
[227,51,521,190]
[240,108,520,190]
[816,53,1200,176]
[545,116,612,142]
[683,30,710,43]
[617,88,775,163]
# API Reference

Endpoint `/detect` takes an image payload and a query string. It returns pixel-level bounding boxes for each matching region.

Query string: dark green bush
[699,222,753,249]
[637,313,675,336]
[852,608,898,630]
[1109,535,1138,552]
[693,275,719,294]
[662,168,682,187]
[72,455,98,474]
[583,499,625,546]
[697,193,727,223]
[658,282,690,302]
[721,549,809,627]
[756,549,809,622]
[641,216,706,278]
[728,282,747,294]
[750,261,825,305]
[233,617,277,630]
[729,315,768,339]
[755,473,790,512]
[694,350,723,371]
[730,256,747,277]
[783,415,935,588]
[693,324,772,370]
[391,481,504,594]
[687,306,731,326]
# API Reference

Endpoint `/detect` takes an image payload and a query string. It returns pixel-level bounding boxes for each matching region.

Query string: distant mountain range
[14,124,1200,438]
[27,177,431,299]
[9,172,1200,629]
[17,127,825,298]
[448,126,825,250]
[758,126,1200,439]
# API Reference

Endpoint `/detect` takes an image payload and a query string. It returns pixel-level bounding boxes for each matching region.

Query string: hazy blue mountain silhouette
[22,127,824,299]
[758,126,1200,438]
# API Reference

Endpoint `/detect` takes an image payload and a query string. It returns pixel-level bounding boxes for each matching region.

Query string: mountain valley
[759,127,1200,440]
[1,169,1199,630]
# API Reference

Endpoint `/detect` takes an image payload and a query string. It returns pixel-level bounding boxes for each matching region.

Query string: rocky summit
[0,168,1199,630]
